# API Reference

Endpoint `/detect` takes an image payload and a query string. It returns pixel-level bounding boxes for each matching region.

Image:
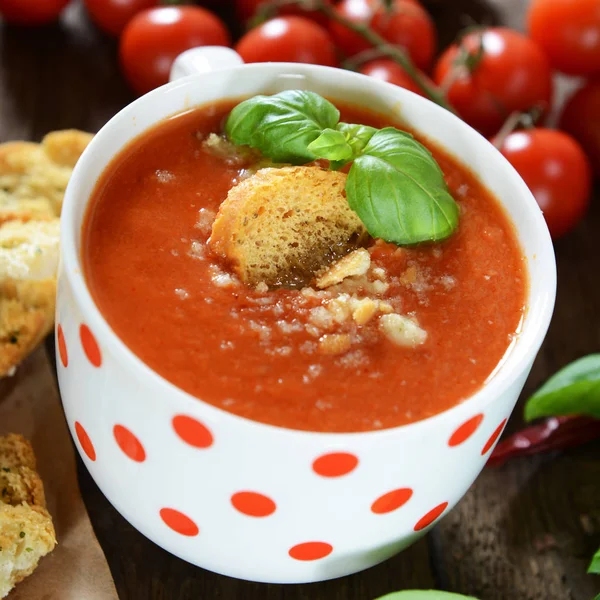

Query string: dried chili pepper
[487,415,600,468]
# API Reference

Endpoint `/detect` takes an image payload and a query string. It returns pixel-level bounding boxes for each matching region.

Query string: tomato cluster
[1,0,598,240]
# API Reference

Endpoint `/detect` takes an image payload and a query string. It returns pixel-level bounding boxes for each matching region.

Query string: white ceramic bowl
[56,48,556,584]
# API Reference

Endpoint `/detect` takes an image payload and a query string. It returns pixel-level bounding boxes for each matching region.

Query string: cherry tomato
[84,0,157,37]
[119,6,230,95]
[328,0,436,71]
[0,0,71,25]
[559,81,600,176]
[496,129,592,239]
[235,0,332,27]
[433,28,553,138]
[528,0,600,77]
[235,16,337,66]
[360,59,430,97]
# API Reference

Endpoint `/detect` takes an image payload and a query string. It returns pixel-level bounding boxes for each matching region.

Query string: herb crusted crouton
[0,219,59,377]
[0,130,92,224]
[0,434,56,598]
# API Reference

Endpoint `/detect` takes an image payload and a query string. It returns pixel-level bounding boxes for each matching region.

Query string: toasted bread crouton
[209,166,367,288]
[0,434,56,598]
[0,435,36,471]
[0,467,46,507]
[0,219,59,377]
[0,130,92,219]
[0,504,56,598]
[41,130,93,168]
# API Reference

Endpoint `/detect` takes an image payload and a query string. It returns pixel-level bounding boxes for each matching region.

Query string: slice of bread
[0,434,56,598]
[0,219,59,377]
[209,166,367,288]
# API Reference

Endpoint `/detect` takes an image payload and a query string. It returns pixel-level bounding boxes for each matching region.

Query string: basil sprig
[375,591,479,600]
[347,128,459,244]
[225,90,339,164]
[524,354,600,422]
[225,91,459,246]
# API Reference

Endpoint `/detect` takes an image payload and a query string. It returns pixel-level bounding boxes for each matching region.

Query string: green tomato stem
[254,0,457,114]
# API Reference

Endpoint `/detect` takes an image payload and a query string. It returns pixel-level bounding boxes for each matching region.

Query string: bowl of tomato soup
[56,48,556,583]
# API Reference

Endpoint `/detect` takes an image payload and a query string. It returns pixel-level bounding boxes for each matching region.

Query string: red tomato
[528,0,600,77]
[433,28,553,137]
[84,0,157,37]
[559,81,600,176]
[236,0,331,27]
[360,59,429,97]
[0,0,71,24]
[328,0,436,71]
[497,129,592,239]
[235,16,337,66]
[119,6,230,95]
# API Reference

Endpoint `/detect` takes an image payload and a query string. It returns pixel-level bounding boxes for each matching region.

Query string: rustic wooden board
[2,0,599,598]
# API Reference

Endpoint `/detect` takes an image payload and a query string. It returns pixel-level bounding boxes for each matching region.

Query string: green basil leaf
[589,547,600,574]
[336,122,377,155]
[524,354,600,422]
[225,90,340,164]
[375,591,479,600]
[346,128,459,244]
[307,128,353,162]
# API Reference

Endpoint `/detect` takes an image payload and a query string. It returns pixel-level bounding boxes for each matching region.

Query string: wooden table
[2,1,599,598]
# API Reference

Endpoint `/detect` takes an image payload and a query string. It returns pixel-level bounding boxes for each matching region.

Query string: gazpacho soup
[83,91,526,433]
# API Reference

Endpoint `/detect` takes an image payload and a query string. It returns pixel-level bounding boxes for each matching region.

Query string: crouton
[0,467,46,507]
[0,130,92,220]
[0,219,59,377]
[0,504,56,598]
[209,166,367,288]
[0,435,36,471]
[0,434,56,598]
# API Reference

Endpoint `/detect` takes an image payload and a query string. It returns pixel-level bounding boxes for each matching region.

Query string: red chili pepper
[487,415,600,468]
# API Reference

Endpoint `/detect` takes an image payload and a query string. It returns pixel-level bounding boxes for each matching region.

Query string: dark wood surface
[2,1,599,598]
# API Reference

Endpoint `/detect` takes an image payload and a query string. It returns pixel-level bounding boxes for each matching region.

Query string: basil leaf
[225,90,340,164]
[376,591,479,600]
[589,547,600,574]
[346,128,459,244]
[336,122,377,155]
[524,354,600,422]
[307,128,353,162]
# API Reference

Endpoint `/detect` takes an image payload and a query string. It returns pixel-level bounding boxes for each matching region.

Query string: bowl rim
[59,62,557,441]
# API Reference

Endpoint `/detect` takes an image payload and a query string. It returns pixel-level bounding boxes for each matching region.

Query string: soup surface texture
[83,100,526,433]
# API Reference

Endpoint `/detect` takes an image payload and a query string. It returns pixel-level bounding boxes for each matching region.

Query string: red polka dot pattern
[57,324,68,367]
[80,324,102,367]
[414,502,449,531]
[371,488,413,514]
[481,418,508,455]
[448,414,484,447]
[160,508,199,536]
[75,421,96,462]
[231,491,276,517]
[113,425,146,462]
[289,541,333,561]
[312,452,358,477]
[172,415,213,448]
